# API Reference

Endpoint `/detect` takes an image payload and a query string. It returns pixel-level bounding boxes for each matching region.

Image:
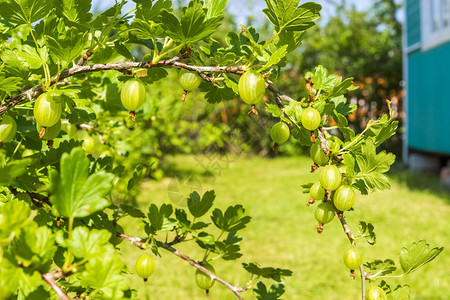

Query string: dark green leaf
[187,190,215,218]
[357,221,376,245]
[364,259,396,277]
[211,205,251,232]
[0,0,54,24]
[253,281,286,300]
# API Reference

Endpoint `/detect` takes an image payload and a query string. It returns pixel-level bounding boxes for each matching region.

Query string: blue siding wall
[408,43,450,155]
[406,0,421,46]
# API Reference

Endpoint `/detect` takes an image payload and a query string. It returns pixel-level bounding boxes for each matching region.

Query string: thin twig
[41,271,70,300]
[1,60,239,115]
[117,233,248,299]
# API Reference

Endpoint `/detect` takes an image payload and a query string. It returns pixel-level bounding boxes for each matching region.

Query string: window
[421,0,450,49]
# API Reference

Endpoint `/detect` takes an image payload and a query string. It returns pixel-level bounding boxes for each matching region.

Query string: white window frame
[421,0,450,50]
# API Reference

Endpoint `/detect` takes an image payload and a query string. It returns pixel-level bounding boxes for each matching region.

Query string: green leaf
[79,249,127,295]
[114,41,133,60]
[199,82,235,104]
[204,0,228,18]
[329,77,358,97]
[213,232,242,260]
[147,203,175,231]
[160,0,223,44]
[364,259,396,277]
[260,45,287,71]
[0,159,32,186]
[243,262,292,282]
[0,201,31,244]
[1,49,31,79]
[55,0,92,23]
[253,282,286,300]
[140,68,168,84]
[355,139,395,192]
[135,0,172,21]
[211,205,251,232]
[305,65,338,92]
[390,285,410,300]
[46,27,89,66]
[0,75,21,95]
[120,204,146,218]
[0,0,54,24]
[398,240,443,275]
[12,223,57,272]
[187,190,215,218]
[357,221,376,245]
[263,0,321,32]
[49,147,113,219]
[265,103,282,118]
[68,227,111,259]
[129,18,165,39]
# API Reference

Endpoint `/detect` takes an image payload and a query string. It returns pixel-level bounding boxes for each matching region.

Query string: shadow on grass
[389,164,450,204]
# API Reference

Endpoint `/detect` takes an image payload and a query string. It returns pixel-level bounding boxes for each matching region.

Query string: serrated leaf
[135,0,172,21]
[187,190,215,218]
[243,262,292,282]
[49,147,113,219]
[364,259,396,277]
[129,18,165,39]
[79,249,127,294]
[55,0,92,23]
[114,41,133,59]
[0,201,31,244]
[147,203,175,231]
[357,221,376,245]
[1,49,31,79]
[160,0,223,44]
[390,285,410,300]
[12,223,57,272]
[263,0,321,32]
[305,65,338,92]
[120,204,146,218]
[265,103,282,118]
[68,227,111,259]
[211,205,251,232]
[260,45,287,71]
[0,159,31,186]
[329,77,358,97]
[204,0,228,18]
[0,0,54,24]
[46,27,89,66]
[0,76,22,95]
[253,281,286,300]
[355,139,395,192]
[398,240,443,275]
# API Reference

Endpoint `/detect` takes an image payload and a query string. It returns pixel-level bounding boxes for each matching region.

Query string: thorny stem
[117,232,248,300]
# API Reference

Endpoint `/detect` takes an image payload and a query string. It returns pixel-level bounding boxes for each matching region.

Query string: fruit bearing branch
[0,59,293,116]
[117,232,248,300]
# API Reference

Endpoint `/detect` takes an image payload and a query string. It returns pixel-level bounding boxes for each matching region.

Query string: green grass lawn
[117,155,449,300]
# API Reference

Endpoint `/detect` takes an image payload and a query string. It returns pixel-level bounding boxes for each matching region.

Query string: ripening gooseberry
[195,263,215,290]
[320,165,342,191]
[33,93,62,127]
[178,69,202,91]
[238,70,266,104]
[270,122,290,144]
[301,107,321,131]
[0,115,17,144]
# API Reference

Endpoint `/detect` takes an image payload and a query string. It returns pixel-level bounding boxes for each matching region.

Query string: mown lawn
[117,155,449,300]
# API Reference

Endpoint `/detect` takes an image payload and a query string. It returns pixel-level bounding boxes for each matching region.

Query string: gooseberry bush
[0,0,443,299]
